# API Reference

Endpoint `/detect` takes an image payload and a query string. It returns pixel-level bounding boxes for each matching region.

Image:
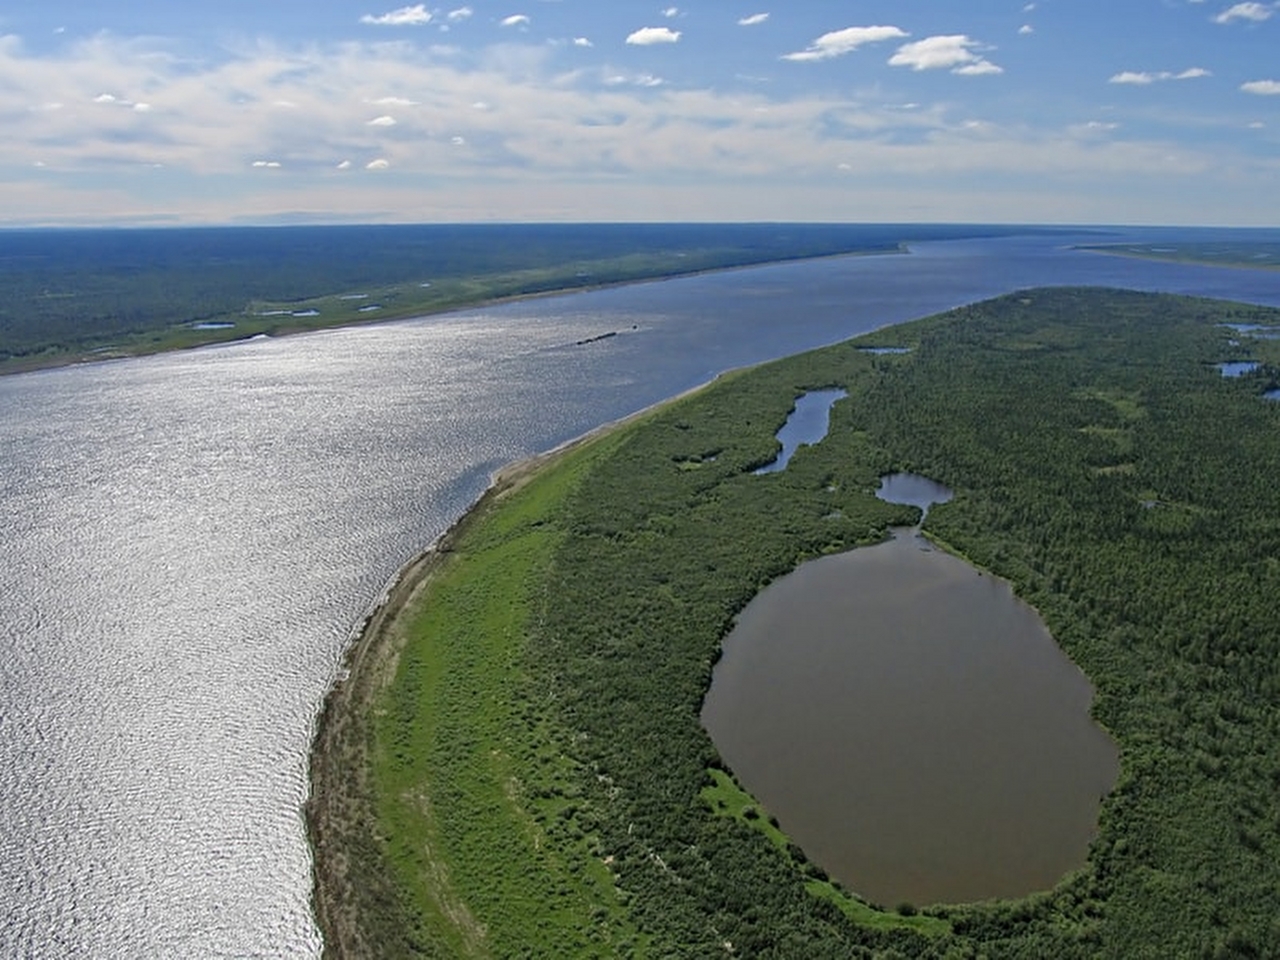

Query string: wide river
[5,231,1280,957]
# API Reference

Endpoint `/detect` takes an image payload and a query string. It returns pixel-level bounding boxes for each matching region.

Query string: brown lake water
[701,528,1119,907]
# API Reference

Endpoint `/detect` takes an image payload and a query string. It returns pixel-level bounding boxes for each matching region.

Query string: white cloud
[955,60,1004,76]
[447,7,473,20]
[739,13,770,26]
[451,135,466,145]
[1018,24,1034,35]
[1214,2,1274,22]
[252,160,281,168]
[605,71,665,87]
[626,26,681,45]
[4,26,1277,226]
[573,37,593,47]
[1069,120,1120,136]
[663,7,679,17]
[1110,71,1158,85]
[360,4,433,26]
[1111,67,1213,84]
[368,96,417,105]
[368,115,398,126]
[782,25,908,62]
[889,36,1001,75]
[1241,79,1280,94]
[336,160,352,169]
[501,14,531,27]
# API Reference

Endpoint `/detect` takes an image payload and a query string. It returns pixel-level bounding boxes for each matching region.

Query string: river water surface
[5,230,1280,956]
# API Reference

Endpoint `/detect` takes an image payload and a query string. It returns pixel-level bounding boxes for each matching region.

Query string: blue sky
[1,1,1277,226]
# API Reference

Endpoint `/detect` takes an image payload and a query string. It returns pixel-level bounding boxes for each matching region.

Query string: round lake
[701,530,1119,907]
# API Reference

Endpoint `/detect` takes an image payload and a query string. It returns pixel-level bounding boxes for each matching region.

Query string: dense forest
[310,287,1280,958]
[0,222,1030,373]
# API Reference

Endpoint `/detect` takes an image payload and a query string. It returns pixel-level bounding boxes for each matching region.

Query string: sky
[1,1,1278,227]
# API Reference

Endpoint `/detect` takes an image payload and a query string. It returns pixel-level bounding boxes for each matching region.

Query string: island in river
[308,286,1280,958]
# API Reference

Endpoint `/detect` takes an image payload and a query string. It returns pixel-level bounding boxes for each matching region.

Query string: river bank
[304,377,726,956]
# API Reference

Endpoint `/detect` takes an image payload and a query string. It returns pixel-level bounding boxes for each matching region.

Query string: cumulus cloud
[501,14,530,27]
[1241,79,1280,94]
[1213,2,1274,23]
[360,4,432,26]
[447,7,473,20]
[782,25,907,62]
[1018,24,1034,35]
[367,115,397,126]
[1110,67,1212,84]
[889,36,1001,74]
[573,37,593,47]
[954,60,1004,76]
[739,13,770,26]
[626,26,681,44]
[7,22,1277,226]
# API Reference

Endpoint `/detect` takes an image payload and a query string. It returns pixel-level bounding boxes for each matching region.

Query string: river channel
[4,229,1280,956]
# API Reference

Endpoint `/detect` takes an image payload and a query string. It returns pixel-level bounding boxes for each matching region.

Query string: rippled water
[5,232,1280,956]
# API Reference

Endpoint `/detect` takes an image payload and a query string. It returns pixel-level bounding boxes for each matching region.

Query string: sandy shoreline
[304,373,724,956]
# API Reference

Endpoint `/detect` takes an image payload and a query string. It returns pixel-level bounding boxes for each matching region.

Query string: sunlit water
[5,232,1280,956]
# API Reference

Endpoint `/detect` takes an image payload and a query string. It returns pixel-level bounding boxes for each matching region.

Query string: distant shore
[0,246,906,378]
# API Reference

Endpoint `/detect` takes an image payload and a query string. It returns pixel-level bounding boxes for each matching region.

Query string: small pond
[1221,322,1280,340]
[754,389,847,474]
[875,471,954,522]
[1219,361,1260,378]
[703,477,1118,906]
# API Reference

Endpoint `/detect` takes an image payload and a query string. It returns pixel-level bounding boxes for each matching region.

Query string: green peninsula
[309,287,1280,958]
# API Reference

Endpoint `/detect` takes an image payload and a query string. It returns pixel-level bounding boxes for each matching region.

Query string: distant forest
[0,222,1034,372]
